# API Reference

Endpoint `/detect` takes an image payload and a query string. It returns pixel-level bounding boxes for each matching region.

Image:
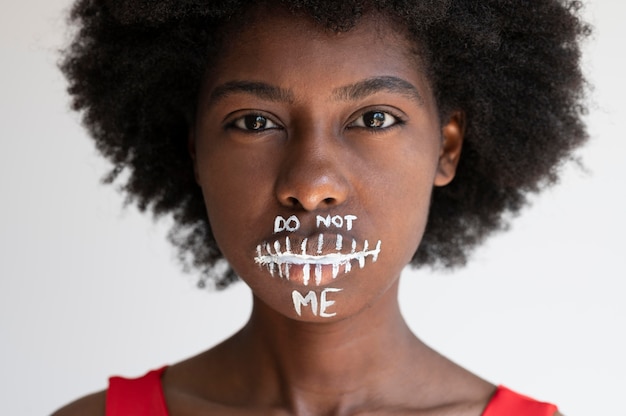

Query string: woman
[54,0,588,414]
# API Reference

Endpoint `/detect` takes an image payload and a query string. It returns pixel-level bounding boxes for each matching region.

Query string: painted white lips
[254,234,382,286]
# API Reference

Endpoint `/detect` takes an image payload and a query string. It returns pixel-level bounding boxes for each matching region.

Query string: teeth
[255,236,382,286]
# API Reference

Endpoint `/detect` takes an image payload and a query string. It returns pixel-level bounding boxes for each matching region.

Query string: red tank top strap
[105,366,169,416]
[482,385,558,416]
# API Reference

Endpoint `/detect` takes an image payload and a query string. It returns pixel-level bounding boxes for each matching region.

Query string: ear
[188,124,200,185]
[434,111,465,187]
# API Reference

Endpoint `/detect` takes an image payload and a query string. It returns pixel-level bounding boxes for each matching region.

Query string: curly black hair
[60,0,589,289]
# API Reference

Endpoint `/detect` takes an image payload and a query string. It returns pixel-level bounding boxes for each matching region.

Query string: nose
[275,129,350,212]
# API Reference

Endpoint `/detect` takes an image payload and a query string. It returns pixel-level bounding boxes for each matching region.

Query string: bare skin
[55,285,495,415]
[53,7,560,416]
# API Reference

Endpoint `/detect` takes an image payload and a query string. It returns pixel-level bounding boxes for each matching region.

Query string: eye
[350,110,399,129]
[232,114,280,131]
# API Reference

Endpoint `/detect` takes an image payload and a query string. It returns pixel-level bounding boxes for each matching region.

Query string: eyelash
[226,108,405,133]
[347,109,404,131]
[227,113,282,132]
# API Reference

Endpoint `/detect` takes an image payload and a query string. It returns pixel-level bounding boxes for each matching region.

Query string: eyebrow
[207,76,423,107]
[332,76,424,105]
[208,81,294,106]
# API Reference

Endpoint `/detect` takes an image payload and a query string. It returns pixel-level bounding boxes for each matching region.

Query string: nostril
[287,196,301,208]
[281,195,338,211]
[275,165,350,211]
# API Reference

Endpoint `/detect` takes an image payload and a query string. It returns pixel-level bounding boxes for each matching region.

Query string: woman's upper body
[53,0,587,415]
[56,364,562,415]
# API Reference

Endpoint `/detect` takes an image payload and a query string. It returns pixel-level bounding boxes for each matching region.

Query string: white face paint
[254,215,382,286]
[292,288,343,317]
[257,215,381,318]
[256,234,381,285]
[316,214,357,230]
[274,215,300,233]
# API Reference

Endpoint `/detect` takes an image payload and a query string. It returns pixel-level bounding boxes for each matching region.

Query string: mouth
[254,234,382,286]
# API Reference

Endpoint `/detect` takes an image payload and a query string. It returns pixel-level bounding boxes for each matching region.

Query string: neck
[236,280,427,413]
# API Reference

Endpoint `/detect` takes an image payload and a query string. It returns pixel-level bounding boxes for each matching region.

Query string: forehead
[222,5,416,49]
[203,7,433,105]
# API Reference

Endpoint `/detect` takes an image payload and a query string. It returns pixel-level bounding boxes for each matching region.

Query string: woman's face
[191,9,462,321]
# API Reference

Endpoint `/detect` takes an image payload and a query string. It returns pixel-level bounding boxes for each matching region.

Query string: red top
[106,367,558,415]
[106,367,169,416]
[481,385,558,416]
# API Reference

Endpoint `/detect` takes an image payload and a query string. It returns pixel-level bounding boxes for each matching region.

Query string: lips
[254,233,382,286]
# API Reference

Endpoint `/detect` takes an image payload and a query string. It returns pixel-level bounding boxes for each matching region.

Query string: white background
[1,1,624,415]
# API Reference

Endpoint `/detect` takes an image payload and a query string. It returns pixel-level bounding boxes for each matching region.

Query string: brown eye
[364,111,386,127]
[233,114,279,131]
[351,110,398,129]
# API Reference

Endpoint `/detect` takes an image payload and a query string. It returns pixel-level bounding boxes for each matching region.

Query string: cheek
[196,154,297,287]
[383,182,433,261]
[198,134,273,205]
[203,184,269,238]
[196,151,271,246]
[371,144,439,257]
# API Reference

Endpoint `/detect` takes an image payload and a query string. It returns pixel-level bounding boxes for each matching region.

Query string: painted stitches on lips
[254,233,382,286]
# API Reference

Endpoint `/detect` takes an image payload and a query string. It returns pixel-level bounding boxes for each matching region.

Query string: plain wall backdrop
[1,1,624,414]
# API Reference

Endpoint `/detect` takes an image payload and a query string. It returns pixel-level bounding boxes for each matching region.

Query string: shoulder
[51,390,106,416]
